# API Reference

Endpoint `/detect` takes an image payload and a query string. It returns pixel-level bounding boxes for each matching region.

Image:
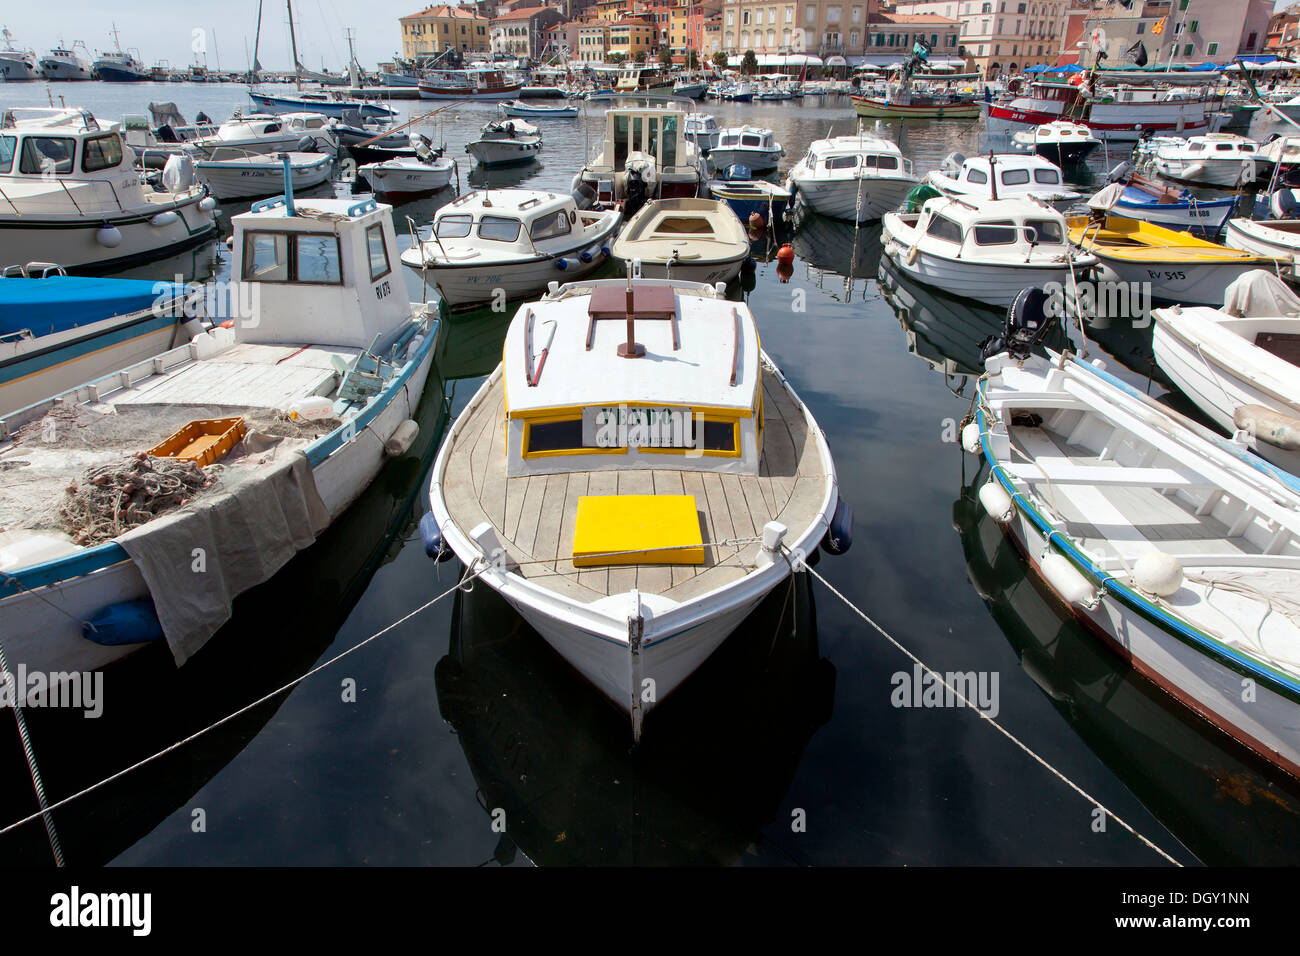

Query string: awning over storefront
[725,53,824,68]
[825,55,847,67]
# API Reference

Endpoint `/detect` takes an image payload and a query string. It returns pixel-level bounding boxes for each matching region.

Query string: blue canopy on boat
[0,276,187,339]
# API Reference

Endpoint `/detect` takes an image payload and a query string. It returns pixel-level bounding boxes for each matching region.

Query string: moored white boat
[976,346,1300,778]
[358,146,455,198]
[399,189,620,309]
[189,112,337,159]
[612,198,750,284]
[465,116,541,167]
[1011,120,1100,164]
[708,126,783,174]
[1153,270,1300,474]
[0,194,441,678]
[1141,133,1270,188]
[928,152,1080,206]
[882,196,1093,308]
[192,150,333,201]
[501,99,577,118]
[1086,172,1235,237]
[573,107,706,206]
[423,276,845,739]
[1224,216,1300,260]
[785,134,919,223]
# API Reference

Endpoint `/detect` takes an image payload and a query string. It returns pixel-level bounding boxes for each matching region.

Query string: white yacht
[0,107,218,272]
[188,112,337,159]
[1140,133,1271,188]
[928,153,1081,206]
[399,189,621,309]
[40,42,93,80]
[465,116,541,167]
[708,126,784,174]
[358,137,455,199]
[0,27,40,81]
[423,276,845,739]
[881,195,1094,307]
[785,134,919,223]
[1010,120,1100,165]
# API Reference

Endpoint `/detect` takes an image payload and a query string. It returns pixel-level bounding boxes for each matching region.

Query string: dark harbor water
[3,82,1300,866]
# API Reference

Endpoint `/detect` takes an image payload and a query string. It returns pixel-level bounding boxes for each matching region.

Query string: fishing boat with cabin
[422,275,848,739]
[784,134,919,223]
[572,107,706,208]
[0,191,441,678]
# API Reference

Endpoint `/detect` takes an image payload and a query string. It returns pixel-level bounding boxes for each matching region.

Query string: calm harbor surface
[3,82,1299,866]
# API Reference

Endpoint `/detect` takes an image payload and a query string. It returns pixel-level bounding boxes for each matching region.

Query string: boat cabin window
[260,122,282,134]
[873,154,899,171]
[973,220,1018,245]
[741,133,762,147]
[478,215,522,242]
[661,116,677,167]
[1023,218,1063,244]
[1032,168,1059,184]
[925,213,963,243]
[613,114,630,169]
[366,223,390,281]
[825,155,858,170]
[0,136,14,174]
[1001,168,1030,186]
[529,210,572,241]
[435,214,473,238]
[81,133,123,172]
[19,137,75,175]
[967,167,988,184]
[241,231,343,284]
[1185,143,1205,153]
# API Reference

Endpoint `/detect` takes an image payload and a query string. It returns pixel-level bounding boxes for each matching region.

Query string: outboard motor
[624,165,648,220]
[297,135,317,153]
[161,152,196,192]
[1106,160,1132,183]
[573,181,598,210]
[941,151,966,175]
[154,123,180,144]
[979,286,1056,364]
[411,134,437,163]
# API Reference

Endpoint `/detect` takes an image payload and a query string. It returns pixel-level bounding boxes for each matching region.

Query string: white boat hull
[0,197,217,273]
[1153,157,1262,189]
[709,147,782,174]
[1223,218,1300,260]
[0,54,41,81]
[791,174,915,222]
[881,234,1074,308]
[1091,253,1264,307]
[414,251,612,308]
[196,156,333,200]
[465,139,541,167]
[616,252,748,285]
[361,162,454,196]
[0,339,438,675]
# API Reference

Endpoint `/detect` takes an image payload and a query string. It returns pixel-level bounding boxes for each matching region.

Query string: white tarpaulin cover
[1224,269,1300,319]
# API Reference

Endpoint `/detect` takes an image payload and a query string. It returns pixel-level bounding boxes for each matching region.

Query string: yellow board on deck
[572,494,705,567]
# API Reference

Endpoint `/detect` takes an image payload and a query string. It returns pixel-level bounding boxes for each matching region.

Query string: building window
[785,6,793,22]
[852,6,861,23]
[1207,41,1218,55]
[807,5,817,24]
[1247,32,1258,50]
[850,29,859,45]
[1183,43,1193,56]
[1136,22,1144,35]
[1178,0,1188,8]
[1190,20,1198,33]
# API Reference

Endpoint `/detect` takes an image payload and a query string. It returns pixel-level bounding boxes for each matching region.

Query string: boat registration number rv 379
[582,404,702,448]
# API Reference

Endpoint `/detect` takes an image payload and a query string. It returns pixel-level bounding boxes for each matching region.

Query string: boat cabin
[232,195,414,352]
[500,280,762,477]
[937,153,1072,199]
[428,189,595,263]
[913,196,1071,260]
[1161,133,1260,157]
[715,126,778,153]
[0,108,127,183]
[583,108,700,204]
[802,135,912,177]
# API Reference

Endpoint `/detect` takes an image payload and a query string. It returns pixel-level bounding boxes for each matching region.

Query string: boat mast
[287,0,301,90]
[252,0,264,80]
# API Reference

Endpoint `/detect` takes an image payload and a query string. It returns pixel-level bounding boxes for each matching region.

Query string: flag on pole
[1152,15,1166,35]
[1126,40,1148,66]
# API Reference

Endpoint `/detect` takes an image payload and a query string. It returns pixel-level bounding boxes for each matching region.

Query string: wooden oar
[354,101,464,147]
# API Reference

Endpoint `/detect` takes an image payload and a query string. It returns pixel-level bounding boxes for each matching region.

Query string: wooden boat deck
[440,366,830,603]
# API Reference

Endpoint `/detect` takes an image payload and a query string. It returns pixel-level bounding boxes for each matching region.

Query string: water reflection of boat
[789,213,882,295]
[0,370,450,865]
[953,460,1300,865]
[465,161,543,190]
[878,255,1049,378]
[435,569,834,864]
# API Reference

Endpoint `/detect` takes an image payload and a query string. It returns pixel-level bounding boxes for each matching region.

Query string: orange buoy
[776,243,795,265]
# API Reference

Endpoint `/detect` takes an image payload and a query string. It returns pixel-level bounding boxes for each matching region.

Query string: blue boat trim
[976,380,1300,705]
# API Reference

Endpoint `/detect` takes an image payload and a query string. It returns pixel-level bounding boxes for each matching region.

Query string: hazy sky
[2,0,429,71]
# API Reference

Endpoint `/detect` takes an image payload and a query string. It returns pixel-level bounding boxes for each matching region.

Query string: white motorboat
[881,196,1092,308]
[0,195,441,678]
[1010,120,1100,165]
[975,342,1300,779]
[1141,133,1270,188]
[0,28,40,81]
[189,112,337,159]
[465,116,542,167]
[193,150,333,201]
[0,107,218,272]
[573,107,706,208]
[1224,216,1300,260]
[708,126,783,174]
[120,102,220,168]
[39,42,93,81]
[684,113,722,152]
[785,134,919,223]
[501,100,578,119]
[1153,270,1300,473]
[423,275,846,739]
[612,198,751,284]
[358,136,455,198]
[399,189,620,309]
[928,152,1081,206]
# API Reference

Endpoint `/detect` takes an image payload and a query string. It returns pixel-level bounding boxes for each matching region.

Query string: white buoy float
[1133,551,1183,597]
[961,421,982,455]
[96,224,123,247]
[978,481,1015,524]
[1040,552,1098,609]
[151,210,179,227]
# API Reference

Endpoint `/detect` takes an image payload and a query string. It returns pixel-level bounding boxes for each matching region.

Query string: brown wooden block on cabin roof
[587,284,676,319]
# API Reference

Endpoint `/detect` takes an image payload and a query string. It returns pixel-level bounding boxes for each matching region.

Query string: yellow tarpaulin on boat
[572,494,705,567]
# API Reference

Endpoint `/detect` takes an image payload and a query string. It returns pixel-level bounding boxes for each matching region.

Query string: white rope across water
[796,555,1185,867]
[0,565,487,844]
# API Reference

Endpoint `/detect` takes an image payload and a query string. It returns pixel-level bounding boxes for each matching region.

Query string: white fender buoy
[978,481,1015,524]
[1133,551,1183,597]
[384,419,420,457]
[906,243,921,265]
[1041,552,1098,608]
[961,421,982,455]
[200,196,218,212]
[96,224,123,248]
[151,210,179,227]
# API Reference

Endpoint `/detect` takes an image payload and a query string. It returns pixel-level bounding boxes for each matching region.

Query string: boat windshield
[435,214,472,238]
[242,231,343,284]
[0,136,14,173]
[19,136,74,175]
[1023,218,1063,243]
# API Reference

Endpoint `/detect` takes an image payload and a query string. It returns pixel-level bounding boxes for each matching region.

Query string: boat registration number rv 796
[582,405,696,448]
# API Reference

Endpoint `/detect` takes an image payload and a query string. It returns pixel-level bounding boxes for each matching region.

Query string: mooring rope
[794,553,1184,866]
[0,564,487,844]
[0,635,64,866]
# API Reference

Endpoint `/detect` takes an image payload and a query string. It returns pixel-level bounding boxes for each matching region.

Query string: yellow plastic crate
[572,494,705,567]
[148,417,247,467]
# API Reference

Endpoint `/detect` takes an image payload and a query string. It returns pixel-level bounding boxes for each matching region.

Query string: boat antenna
[618,267,645,358]
[988,149,998,201]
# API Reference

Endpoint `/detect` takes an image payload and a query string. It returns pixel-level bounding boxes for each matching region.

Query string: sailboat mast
[287,0,301,89]
[252,0,264,80]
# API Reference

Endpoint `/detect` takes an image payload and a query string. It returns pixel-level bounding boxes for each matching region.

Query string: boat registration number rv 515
[582,405,697,448]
